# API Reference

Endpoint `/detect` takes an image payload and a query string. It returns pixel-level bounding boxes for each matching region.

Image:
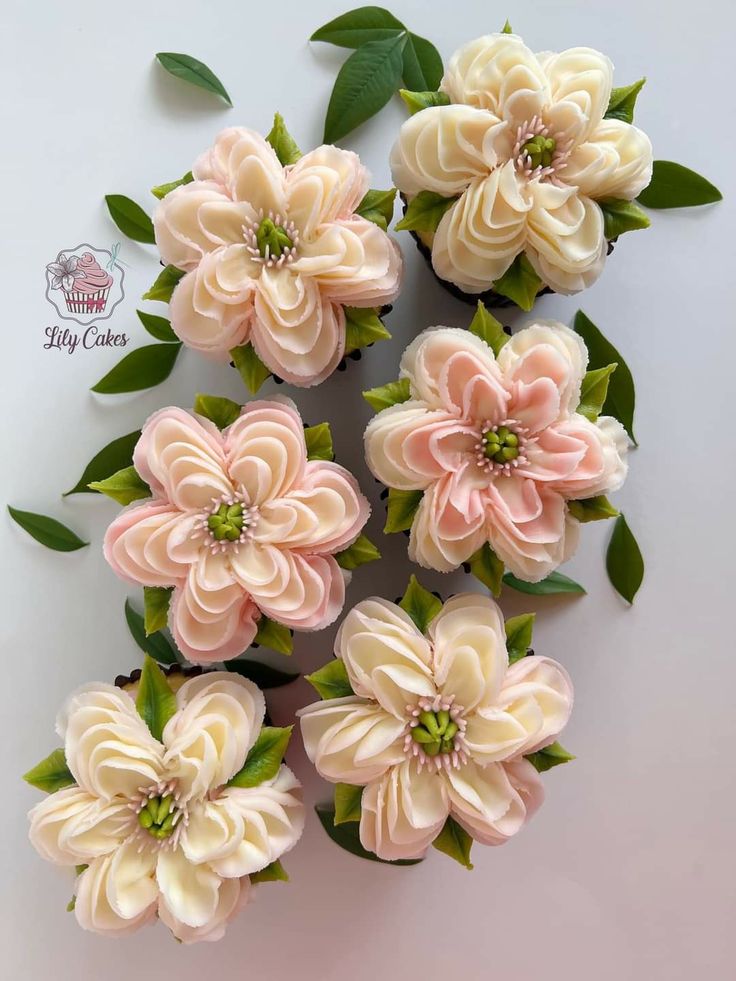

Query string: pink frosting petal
[104,503,195,587]
[169,268,251,360]
[169,579,259,665]
[224,398,307,504]
[439,349,509,424]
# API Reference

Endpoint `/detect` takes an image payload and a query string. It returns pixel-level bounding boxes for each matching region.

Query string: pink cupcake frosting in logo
[45,244,124,324]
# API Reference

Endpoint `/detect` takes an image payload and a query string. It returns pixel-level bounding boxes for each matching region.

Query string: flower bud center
[410,709,460,757]
[207,502,245,542]
[255,217,293,259]
[137,794,177,839]
[522,133,556,169]
[482,425,519,463]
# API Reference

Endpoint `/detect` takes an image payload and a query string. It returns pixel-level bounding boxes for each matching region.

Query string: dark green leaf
[599,198,650,239]
[577,363,617,422]
[266,113,302,166]
[335,533,381,570]
[395,189,458,233]
[568,495,619,523]
[64,430,140,496]
[142,265,185,303]
[355,188,397,231]
[136,655,177,741]
[193,393,241,429]
[305,659,354,700]
[155,52,232,105]
[324,34,407,143]
[311,6,404,47]
[88,466,150,506]
[468,542,504,597]
[399,575,442,632]
[151,172,194,200]
[334,783,363,824]
[90,343,181,394]
[363,377,411,411]
[493,254,542,311]
[384,487,422,533]
[503,571,586,596]
[143,586,172,635]
[228,727,292,788]
[401,32,443,91]
[399,88,451,114]
[605,78,646,123]
[304,422,334,462]
[136,310,179,342]
[315,803,423,865]
[23,748,75,793]
[505,613,535,664]
[254,616,294,656]
[606,513,644,603]
[124,599,178,665]
[104,195,155,244]
[230,343,271,394]
[7,506,87,552]
[250,860,288,883]
[344,306,391,353]
[468,301,508,357]
[637,160,722,209]
[573,310,637,443]
[526,741,575,772]
[225,660,299,689]
[432,816,473,869]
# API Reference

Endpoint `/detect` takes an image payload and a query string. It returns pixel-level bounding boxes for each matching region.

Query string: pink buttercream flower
[364,323,628,581]
[104,397,370,663]
[153,128,403,386]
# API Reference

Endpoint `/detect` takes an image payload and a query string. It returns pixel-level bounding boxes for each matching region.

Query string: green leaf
[468,301,508,357]
[88,465,150,506]
[64,430,141,496]
[151,172,194,200]
[104,195,155,245]
[155,52,232,106]
[363,377,411,411]
[493,254,542,311]
[250,860,288,884]
[90,343,181,394]
[135,655,177,741]
[254,616,294,656]
[399,88,450,114]
[324,34,408,143]
[305,659,354,700]
[401,32,443,91]
[136,310,179,342]
[432,816,474,870]
[577,363,617,422]
[505,612,535,664]
[395,189,458,233]
[266,113,302,166]
[525,741,575,772]
[311,6,404,47]
[124,599,178,665]
[334,783,363,824]
[335,533,381,570]
[606,514,644,604]
[344,306,391,354]
[228,727,292,788]
[637,160,723,209]
[225,660,299,689]
[7,506,87,552]
[501,19,513,33]
[355,188,397,231]
[399,575,442,633]
[573,310,637,443]
[599,198,650,239]
[230,343,271,394]
[23,748,75,793]
[503,571,586,596]
[568,495,619,523]
[142,265,185,303]
[605,78,646,123]
[468,542,504,597]
[193,393,241,429]
[143,586,172,635]
[384,487,422,533]
[304,422,334,462]
[315,803,423,865]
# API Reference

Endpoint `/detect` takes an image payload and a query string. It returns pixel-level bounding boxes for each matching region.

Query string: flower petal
[447,758,542,844]
[565,119,653,200]
[401,326,506,409]
[540,47,613,144]
[169,267,250,359]
[169,579,259,665]
[106,839,159,922]
[153,181,232,271]
[409,470,488,572]
[497,655,573,756]
[286,145,368,237]
[28,786,132,865]
[75,854,157,936]
[104,503,199,588]
[155,844,222,928]
[224,397,306,504]
[158,874,248,944]
[540,414,628,497]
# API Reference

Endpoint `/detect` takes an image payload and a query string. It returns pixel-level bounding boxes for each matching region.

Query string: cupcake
[62,252,113,313]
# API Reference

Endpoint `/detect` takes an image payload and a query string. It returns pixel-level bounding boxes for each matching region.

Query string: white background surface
[1,1,733,978]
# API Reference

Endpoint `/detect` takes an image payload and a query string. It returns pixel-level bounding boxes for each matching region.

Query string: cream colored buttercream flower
[391,32,653,295]
[300,592,572,861]
[28,672,304,943]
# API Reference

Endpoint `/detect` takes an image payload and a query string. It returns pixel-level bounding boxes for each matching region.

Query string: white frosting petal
[447,758,544,844]
[497,655,574,755]
[565,119,653,200]
[539,46,613,144]
[28,786,131,864]
[285,144,369,236]
[158,875,249,944]
[74,854,158,936]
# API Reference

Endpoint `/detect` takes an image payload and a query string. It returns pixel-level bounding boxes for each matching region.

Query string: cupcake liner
[63,286,110,314]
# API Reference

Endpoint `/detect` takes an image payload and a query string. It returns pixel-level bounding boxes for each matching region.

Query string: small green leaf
[468,301,508,357]
[384,487,422,534]
[254,616,294,656]
[104,195,155,244]
[23,748,75,793]
[135,655,177,741]
[401,32,443,91]
[143,586,172,635]
[432,816,474,870]
[225,660,299,689]
[315,803,423,865]
[468,542,504,597]
[8,506,87,552]
[151,172,194,200]
[124,599,178,665]
[228,727,292,788]
[526,741,575,772]
[577,363,617,422]
[395,189,458,233]
[143,265,185,303]
[305,659,354,700]
[266,113,302,166]
[304,422,334,462]
[230,343,271,394]
[311,6,405,47]
[605,79,646,123]
[503,571,586,596]
[493,254,542,311]
[335,534,381,570]
[66,896,76,913]
[599,198,650,239]
[344,306,391,354]
[355,188,397,231]
[399,88,451,114]
[505,612,535,664]
[334,783,363,825]
[155,52,232,106]
[568,495,619,523]
[637,160,723,209]
[64,430,141,496]
[91,343,181,394]
[193,393,241,430]
[250,860,288,884]
[88,466,150,506]
[399,575,442,633]
[573,310,637,444]
[501,19,513,34]
[606,514,644,604]
[363,377,411,411]
[136,310,179,342]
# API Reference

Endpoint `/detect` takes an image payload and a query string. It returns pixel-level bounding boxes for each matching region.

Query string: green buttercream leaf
[432,816,474,869]
[228,727,293,788]
[363,377,411,411]
[136,655,177,741]
[384,487,422,533]
[399,575,441,633]
[493,254,542,311]
[334,534,381,570]
[504,613,535,664]
[606,513,644,603]
[23,748,75,793]
[88,466,150,506]
[305,659,354,700]
[334,783,363,825]
[230,343,271,394]
[468,301,508,356]
[395,190,458,233]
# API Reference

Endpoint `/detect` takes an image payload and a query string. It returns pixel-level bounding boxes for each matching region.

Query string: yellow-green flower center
[410,709,460,757]
[522,134,557,169]
[255,217,293,259]
[137,794,176,839]
[207,502,244,542]
[483,425,519,463]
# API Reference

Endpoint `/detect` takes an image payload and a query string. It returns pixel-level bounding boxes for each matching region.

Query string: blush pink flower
[364,323,628,581]
[104,397,370,663]
[153,127,403,386]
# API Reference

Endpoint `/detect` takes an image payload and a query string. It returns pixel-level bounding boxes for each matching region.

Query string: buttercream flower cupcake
[25,660,304,943]
[300,581,573,865]
[392,31,653,307]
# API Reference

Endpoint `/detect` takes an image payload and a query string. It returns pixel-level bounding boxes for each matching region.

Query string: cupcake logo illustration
[45,243,125,325]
